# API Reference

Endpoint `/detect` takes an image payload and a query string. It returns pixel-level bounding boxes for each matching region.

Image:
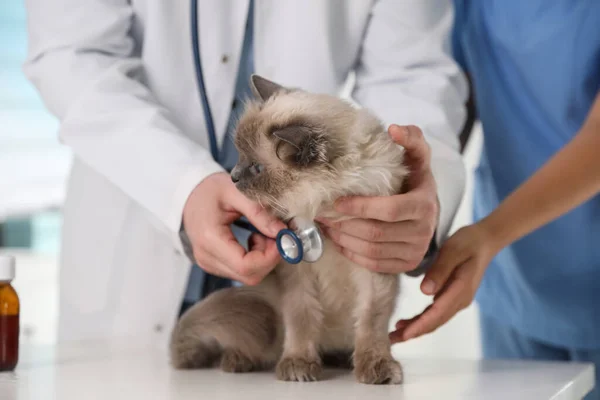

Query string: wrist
[475,217,508,255]
[180,172,228,260]
[183,171,227,222]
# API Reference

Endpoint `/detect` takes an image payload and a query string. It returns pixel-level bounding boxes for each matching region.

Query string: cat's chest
[278,238,359,308]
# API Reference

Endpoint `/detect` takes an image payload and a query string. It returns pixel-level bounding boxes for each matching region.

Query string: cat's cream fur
[170,75,409,384]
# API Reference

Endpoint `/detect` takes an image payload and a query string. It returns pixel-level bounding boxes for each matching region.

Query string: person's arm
[478,93,600,251]
[23,0,285,283]
[390,93,600,343]
[320,0,468,274]
[22,0,224,252]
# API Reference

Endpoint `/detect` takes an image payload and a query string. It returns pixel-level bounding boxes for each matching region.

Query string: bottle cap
[0,255,16,281]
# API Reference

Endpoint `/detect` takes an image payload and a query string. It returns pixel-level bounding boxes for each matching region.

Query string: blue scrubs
[453,1,600,398]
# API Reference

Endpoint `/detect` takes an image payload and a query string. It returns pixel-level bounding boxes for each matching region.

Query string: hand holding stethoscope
[233,217,324,265]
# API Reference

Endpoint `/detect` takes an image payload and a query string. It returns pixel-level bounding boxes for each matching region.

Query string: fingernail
[390,124,408,137]
[421,279,436,295]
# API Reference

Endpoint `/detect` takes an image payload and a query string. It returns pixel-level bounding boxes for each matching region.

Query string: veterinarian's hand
[183,172,286,285]
[389,223,498,343]
[318,124,439,273]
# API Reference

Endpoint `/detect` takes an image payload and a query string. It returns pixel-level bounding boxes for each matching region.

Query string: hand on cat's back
[182,172,286,285]
[318,124,439,274]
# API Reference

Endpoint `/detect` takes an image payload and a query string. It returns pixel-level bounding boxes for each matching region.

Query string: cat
[169,74,409,384]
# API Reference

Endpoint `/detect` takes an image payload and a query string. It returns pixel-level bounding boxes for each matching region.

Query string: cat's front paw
[354,353,403,385]
[276,356,322,382]
[220,349,256,373]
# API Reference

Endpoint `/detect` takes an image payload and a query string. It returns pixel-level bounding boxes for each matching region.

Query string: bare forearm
[480,94,600,251]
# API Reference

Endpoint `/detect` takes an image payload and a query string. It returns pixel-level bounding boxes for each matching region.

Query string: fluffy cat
[170,75,409,384]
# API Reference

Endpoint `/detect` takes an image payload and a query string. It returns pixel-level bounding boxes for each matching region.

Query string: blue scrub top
[453,0,600,349]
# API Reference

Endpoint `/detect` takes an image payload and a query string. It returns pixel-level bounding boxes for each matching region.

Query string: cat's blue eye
[249,163,264,176]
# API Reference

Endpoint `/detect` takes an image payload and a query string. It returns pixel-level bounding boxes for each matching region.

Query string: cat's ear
[273,125,327,167]
[250,74,286,102]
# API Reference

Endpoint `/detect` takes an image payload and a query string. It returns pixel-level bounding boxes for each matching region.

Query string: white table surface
[0,338,594,400]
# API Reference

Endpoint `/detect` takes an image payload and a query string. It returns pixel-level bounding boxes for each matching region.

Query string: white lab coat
[23,0,468,346]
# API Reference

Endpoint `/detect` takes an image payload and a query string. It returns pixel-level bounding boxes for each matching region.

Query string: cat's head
[231,75,407,221]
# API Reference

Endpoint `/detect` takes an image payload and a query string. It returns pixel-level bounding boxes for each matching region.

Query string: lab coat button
[154,324,163,333]
[221,54,229,64]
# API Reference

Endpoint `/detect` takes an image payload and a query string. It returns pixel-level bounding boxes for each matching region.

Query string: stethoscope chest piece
[276,217,324,264]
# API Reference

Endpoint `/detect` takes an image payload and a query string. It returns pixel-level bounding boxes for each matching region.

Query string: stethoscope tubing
[190,0,219,160]
[192,0,262,237]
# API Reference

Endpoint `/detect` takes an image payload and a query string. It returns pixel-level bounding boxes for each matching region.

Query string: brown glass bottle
[0,255,19,372]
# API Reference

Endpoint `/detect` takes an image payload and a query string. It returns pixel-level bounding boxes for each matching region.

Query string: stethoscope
[190,0,323,264]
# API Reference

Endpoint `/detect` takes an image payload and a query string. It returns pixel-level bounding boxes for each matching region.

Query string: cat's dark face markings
[231,75,332,215]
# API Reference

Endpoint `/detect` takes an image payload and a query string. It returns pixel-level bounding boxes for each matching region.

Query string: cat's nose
[231,165,242,183]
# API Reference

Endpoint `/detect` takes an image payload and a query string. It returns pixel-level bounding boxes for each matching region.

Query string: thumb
[231,190,286,238]
[420,244,466,295]
[388,124,431,166]
[248,232,269,252]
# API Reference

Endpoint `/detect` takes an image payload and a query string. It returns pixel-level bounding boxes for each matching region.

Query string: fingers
[389,309,428,344]
[322,225,420,261]
[334,193,435,222]
[240,237,281,280]
[388,328,405,344]
[421,228,477,295]
[420,244,470,296]
[248,232,268,252]
[401,269,473,341]
[334,245,416,274]
[193,246,246,283]
[319,217,429,244]
[185,174,283,286]
[230,190,286,238]
[388,124,431,166]
[205,225,280,285]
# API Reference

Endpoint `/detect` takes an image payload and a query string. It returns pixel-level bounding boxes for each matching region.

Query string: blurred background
[1,0,70,345]
[0,0,484,358]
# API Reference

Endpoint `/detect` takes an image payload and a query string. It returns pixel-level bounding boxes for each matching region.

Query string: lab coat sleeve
[22,0,224,253]
[352,0,468,245]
